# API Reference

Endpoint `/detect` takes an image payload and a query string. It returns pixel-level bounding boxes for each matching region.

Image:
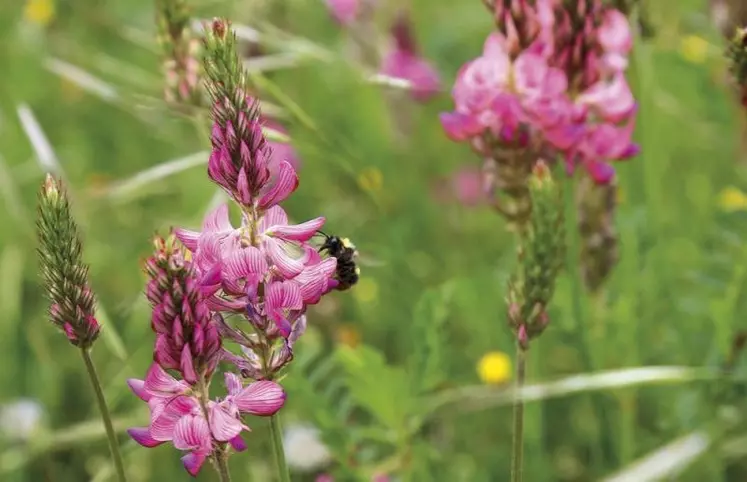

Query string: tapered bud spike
[36,175,101,348]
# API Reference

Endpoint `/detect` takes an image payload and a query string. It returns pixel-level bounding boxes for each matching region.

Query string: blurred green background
[3,0,747,480]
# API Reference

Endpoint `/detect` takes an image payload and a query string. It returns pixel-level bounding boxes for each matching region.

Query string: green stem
[214,453,233,482]
[269,414,291,482]
[79,348,128,482]
[510,346,527,482]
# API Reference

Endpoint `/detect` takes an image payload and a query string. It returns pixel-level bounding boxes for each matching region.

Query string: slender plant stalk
[214,453,233,482]
[269,414,291,482]
[510,345,527,482]
[80,348,128,482]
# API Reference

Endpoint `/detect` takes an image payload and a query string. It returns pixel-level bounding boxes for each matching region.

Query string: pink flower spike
[233,380,287,415]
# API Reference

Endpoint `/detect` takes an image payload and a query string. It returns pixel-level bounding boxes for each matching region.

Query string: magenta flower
[440,1,639,185]
[380,12,441,102]
[143,234,222,384]
[128,365,285,476]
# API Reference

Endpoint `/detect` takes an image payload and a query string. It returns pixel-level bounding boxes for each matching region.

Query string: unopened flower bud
[36,175,101,348]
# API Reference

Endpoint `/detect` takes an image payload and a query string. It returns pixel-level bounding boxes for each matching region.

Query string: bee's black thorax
[318,234,359,291]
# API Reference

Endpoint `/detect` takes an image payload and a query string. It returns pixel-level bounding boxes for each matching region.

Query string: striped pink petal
[233,380,287,415]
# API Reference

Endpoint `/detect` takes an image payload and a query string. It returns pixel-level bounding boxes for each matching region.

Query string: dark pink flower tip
[127,378,151,402]
[439,112,483,142]
[585,161,616,185]
[181,451,208,477]
[127,427,163,448]
[234,380,287,415]
[229,434,248,452]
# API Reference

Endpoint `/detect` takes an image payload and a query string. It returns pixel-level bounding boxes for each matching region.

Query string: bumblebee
[317,232,360,291]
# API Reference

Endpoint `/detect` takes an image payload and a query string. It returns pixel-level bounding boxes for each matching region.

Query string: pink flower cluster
[130,233,288,476]
[440,0,639,184]
[128,365,285,476]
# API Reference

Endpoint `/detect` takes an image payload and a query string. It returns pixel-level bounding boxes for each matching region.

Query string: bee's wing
[356,254,386,267]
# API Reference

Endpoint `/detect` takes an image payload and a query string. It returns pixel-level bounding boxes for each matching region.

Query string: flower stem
[214,452,233,482]
[510,345,527,482]
[80,348,128,482]
[269,414,291,482]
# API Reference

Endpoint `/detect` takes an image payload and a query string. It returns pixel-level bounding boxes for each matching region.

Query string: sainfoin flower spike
[36,174,100,348]
[439,0,639,227]
[37,175,128,481]
[143,233,222,384]
[156,0,202,105]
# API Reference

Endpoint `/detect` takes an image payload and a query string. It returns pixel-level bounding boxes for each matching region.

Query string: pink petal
[258,161,299,209]
[234,380,287,415]
[229,434,248,452]
[180,345,198,385]
[208,403,245,442]
[296,258,337,304]
[440,112,483,141]
[326,0,359,25]
[264,238,306,278]
[127,427,163,447]
[266,217,326,241]
[127,378,150,402]
[202,204,234,234]
[150,396,198,440]
[174,228,200,252]
[259,205,289,232]
[144,363,189,395]
[181,451,208,477]
[173,414,211,451]
[224,372,243,396]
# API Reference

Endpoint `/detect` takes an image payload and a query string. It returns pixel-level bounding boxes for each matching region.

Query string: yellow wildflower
[357,167,383,193]
[477,351,512,385]
[336,324,361,349]
[718,186,747,212]
[352,277,378,304]
[679,35,710,64]
[24,0,55,28]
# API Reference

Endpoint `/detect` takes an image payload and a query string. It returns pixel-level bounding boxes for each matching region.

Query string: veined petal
[296,258,337,304]
[224,372,243,396]
[209,403,245,442]
[144,363,189,396]
[234,380,287,415]
[202,204,234,234]
[258,161,299,209]
[259,205,289,232]
[127,378,150,402]
[174,228,200,252]
[267,217,326,242]
[127,427,163,447]
[264,238,306,278]
[173,414,211,451]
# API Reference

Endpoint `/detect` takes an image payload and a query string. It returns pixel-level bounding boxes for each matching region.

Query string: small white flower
[1,398,44,440]
[283,423,332,473]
